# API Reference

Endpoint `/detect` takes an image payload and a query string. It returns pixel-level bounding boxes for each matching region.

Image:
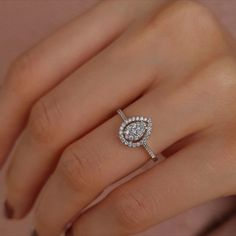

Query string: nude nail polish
[4,201,14,219]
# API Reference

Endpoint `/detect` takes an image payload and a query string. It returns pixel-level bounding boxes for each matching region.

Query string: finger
[5,25,156,218]
[32,73,215,236]
[70,133,236,236]
[33,54,236,236]
[5,0,227,219]
[208,213,236,236]
[0,0,158,167]
[5,0,175,218]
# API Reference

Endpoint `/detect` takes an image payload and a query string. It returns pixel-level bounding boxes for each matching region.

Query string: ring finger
[32,74,213,236]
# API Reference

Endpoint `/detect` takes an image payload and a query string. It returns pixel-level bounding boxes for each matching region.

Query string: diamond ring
[117,109,163,162]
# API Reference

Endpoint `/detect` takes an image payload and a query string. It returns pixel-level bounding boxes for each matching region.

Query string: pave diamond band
[117,109,162,162]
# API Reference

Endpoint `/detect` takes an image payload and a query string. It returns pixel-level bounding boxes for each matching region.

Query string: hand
[1,0,236,235]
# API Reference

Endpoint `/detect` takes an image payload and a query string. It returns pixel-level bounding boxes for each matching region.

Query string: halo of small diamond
[118,116,152,148]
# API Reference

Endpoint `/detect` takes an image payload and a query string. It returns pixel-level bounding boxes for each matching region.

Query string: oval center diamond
[124,121,147,142]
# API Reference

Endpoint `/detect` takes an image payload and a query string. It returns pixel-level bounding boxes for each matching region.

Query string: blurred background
[0,1,236,236]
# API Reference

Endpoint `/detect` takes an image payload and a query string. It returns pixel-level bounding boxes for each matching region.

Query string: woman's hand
[1,0,236,235]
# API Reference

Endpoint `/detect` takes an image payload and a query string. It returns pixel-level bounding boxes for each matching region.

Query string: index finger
[0,0,160,166]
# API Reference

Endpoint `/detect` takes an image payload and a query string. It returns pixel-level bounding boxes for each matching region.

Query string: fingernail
[4,201,14,219]
[31,229,39,236]
[65,228,73,236]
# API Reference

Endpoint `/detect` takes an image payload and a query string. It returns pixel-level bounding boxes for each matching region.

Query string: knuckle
[171,0,212,14]
[168,0,218,30]
[147,0,224,50]
[28,96,62,144]
[112,188,156,231]
[6,51,37,98]
[58,143,103,192]
[203,57,236,96]
[9,52,33,79]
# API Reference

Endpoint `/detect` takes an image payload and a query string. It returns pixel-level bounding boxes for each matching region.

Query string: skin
[0,0,236,235]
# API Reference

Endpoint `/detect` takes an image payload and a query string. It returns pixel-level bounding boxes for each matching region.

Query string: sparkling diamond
[118,115,152,148]
[123,121,147,142]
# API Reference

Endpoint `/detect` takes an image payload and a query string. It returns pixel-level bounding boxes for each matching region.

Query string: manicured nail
[31,229,39,236]
[4,201,14,219]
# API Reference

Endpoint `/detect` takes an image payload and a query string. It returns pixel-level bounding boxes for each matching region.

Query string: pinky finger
[69,135,236,236]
